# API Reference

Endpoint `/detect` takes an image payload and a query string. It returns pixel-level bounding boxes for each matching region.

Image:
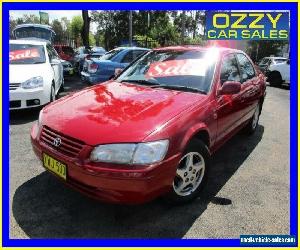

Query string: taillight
[88,63,98,73]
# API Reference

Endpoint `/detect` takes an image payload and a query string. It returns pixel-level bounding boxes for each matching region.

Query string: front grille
[41,126,85,158]
[10,100,21,108]
[10,83,21,90]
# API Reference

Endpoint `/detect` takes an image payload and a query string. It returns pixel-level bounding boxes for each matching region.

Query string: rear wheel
[164,139,210,204]
[50,84,56,102]
[269,71,282,87]
[244,103,261,135]
[59,77,65,92]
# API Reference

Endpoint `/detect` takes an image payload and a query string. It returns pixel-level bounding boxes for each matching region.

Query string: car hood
[42,81,207,145]
[9,63,48,83]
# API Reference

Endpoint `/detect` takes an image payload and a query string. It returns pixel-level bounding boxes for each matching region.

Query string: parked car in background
[13,24,56,43]
[90,46,106,58]
[258,56,290,86]
[81,47,149,84]
[31,46,266,204]
[10,39,64,109]
[74,46,92,74]
[54,44,75,63]
[60,59,75,77]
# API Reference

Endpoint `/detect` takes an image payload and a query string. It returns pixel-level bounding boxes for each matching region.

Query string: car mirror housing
[218,81,242,95]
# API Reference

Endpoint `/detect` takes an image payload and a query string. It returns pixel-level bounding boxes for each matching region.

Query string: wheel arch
[180,124,211,154]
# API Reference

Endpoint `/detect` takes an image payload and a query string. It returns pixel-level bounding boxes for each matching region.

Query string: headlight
[90,140,169,165]
[21,76,43,89]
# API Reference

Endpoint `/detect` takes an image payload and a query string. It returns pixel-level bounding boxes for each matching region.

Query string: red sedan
[31,46,266,204]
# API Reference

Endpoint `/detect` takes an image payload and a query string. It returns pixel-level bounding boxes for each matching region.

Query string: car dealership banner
[205,11,289,40]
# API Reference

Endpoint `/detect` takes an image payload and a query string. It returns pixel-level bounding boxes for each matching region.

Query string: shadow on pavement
[12,125,264,239]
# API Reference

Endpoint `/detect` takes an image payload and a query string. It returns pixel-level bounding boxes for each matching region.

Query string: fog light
[26,99,40,106]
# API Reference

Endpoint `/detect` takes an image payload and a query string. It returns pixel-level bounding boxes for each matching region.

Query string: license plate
[43,153,67,180]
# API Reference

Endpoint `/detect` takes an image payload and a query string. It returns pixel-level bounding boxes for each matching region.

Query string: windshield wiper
[152,85,207,94]
[121,79,160,86]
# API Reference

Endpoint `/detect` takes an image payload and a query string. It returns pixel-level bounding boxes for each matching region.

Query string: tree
[51,19,64,43]
[89,32,96,46]
[247,40,289,62]
[70,15,83,47]
[22,14,40,24]
[81,10,91,48]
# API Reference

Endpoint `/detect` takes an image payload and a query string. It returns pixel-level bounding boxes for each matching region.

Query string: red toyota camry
[31,46,266,204]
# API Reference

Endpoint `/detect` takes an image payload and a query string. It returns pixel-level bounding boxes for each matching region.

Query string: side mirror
[114,68,123,77]
[218,81,241,95]
[286,59,290,65]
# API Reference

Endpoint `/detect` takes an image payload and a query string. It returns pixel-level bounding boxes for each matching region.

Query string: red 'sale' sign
[9,48,41,61]
[146,59,205,78]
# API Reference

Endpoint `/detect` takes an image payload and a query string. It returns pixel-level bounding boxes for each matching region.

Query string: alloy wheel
[173,152,205,197]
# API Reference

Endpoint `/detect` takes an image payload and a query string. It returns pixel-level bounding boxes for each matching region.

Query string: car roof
[115,46,150,51]
[13,24,54,32]
[262,56,287,60]
[153,46,242,54]
[9,39,48,45]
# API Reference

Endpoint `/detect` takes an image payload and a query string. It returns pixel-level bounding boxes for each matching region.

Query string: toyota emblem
[53,137,62,147]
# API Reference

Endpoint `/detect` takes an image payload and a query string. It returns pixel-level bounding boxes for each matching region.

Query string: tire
[163,139,210,204]
[269,71,282,87]
[50,84,56,102]
[59,77,65,92]
[243,103,261,135]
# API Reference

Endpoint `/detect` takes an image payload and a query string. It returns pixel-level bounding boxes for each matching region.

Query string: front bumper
[10,87,50,110]
[30,123,180,204]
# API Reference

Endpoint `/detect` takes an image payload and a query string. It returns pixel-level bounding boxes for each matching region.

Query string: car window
[220,54,241,84]
[274,58,287,64]
[47,44,59,60]
[116,49,217,94]
[236,53,256,82]
[121,50,134,63]
[259,58,271,66]
[133,50,147,60]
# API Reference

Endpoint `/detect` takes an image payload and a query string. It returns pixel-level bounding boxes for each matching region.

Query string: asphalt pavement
[9,77,290,239]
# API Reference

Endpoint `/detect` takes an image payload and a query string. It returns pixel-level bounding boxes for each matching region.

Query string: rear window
[62,46,74,55]
[9,44,46,64]
[100,49,123,60]
[274,58,287,64]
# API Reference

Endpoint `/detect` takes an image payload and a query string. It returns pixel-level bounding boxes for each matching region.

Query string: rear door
[235,53,261,124]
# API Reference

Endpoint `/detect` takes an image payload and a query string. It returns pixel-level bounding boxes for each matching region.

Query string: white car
[9,39,64,110]
[258,57,290,86]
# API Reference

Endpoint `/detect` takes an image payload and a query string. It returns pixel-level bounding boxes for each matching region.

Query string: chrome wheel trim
[173,152,205,197]
[252,105,260,130]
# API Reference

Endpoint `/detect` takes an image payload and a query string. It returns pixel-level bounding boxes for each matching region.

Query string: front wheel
[164,139,210,204]
[50,84,56,102]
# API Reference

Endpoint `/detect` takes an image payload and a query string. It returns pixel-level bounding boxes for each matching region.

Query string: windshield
[14,27,54,41]
[9,44,46,65]
[274,58,287,64]
[116,49,218,93]
[101,49,123,61]
[62,46,74,55]
[259,58,271,65]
